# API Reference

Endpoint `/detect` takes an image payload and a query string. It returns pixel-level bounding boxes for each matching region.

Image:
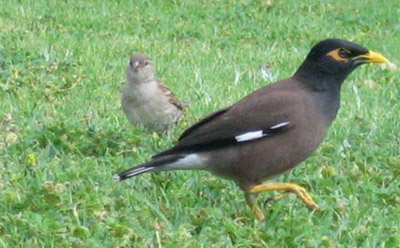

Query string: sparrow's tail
[114,154,186,181]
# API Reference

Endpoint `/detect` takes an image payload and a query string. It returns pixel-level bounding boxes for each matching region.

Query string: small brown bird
[121,53,184,131]
[115,39,389,221]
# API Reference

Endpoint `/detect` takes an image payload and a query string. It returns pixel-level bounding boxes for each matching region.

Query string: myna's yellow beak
[354,51,390,63]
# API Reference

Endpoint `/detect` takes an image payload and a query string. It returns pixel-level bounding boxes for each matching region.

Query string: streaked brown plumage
[116,39,389,220]
[121,53,184,131]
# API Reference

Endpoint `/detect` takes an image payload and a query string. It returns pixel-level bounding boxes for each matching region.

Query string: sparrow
[121,53,185,131]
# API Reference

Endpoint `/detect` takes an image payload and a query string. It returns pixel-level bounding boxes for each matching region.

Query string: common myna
[115,39,389,220]
[121,53,185,131]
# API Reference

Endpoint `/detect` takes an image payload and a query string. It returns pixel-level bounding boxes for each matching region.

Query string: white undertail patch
[166,154,207,170]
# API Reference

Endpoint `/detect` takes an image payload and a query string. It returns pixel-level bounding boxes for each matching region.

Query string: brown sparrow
[121,53,185,131]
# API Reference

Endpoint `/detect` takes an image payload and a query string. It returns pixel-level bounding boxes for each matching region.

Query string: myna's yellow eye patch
[327,48,351,62]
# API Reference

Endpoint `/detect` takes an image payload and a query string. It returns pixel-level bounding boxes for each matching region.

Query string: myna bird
[121,53,185,132]
[115,39,389,221]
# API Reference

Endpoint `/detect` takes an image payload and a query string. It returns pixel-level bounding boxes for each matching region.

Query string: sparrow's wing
[154,81,302,158]
[157,81,184,110]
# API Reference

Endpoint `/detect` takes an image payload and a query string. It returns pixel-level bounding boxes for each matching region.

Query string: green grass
[0,0,399,247]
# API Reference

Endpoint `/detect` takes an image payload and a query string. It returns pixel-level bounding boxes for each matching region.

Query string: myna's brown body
[115,39,388,220]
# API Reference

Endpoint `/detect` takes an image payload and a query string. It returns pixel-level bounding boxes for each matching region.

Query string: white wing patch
[270,121,290,129]
[235,130,265,142]
[235,122,290,143]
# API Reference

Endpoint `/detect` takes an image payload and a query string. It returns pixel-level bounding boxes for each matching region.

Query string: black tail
[114,155,184,181]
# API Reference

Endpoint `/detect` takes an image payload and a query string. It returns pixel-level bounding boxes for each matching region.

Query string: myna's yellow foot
[249,182,319,210]
[264,192,290,206]
[245,194,265,221]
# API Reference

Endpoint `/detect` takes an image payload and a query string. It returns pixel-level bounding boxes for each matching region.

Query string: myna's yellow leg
[245,194,265,221]
[249,182,319,210]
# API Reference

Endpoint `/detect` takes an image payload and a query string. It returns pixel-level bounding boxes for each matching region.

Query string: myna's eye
[338,48,351,58]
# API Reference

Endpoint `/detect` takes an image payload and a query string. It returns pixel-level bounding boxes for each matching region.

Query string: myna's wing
[179,92,297,146]
[154,87,302,157]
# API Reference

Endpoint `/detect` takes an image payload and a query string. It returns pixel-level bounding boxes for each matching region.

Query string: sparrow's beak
[129,60,140,70]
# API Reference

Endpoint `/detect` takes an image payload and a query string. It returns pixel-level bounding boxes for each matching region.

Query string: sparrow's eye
[144,61,149,66]
[338,48,351,58]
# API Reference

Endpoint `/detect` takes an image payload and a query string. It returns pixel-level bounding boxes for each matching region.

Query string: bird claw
[247,182,320,220]
[263,192,290,207]
[254,207,265,221]
[290,185,319,210]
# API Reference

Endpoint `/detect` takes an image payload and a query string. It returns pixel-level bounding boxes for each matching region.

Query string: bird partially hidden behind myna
[115,39,389,221]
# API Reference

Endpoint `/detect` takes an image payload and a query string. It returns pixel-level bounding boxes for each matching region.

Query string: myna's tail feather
[114,154,185,181]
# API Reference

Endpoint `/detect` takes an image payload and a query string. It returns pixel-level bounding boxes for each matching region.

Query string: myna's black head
[295,39,389,90]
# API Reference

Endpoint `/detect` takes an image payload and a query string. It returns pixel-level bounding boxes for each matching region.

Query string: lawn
[0,0,399,247]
